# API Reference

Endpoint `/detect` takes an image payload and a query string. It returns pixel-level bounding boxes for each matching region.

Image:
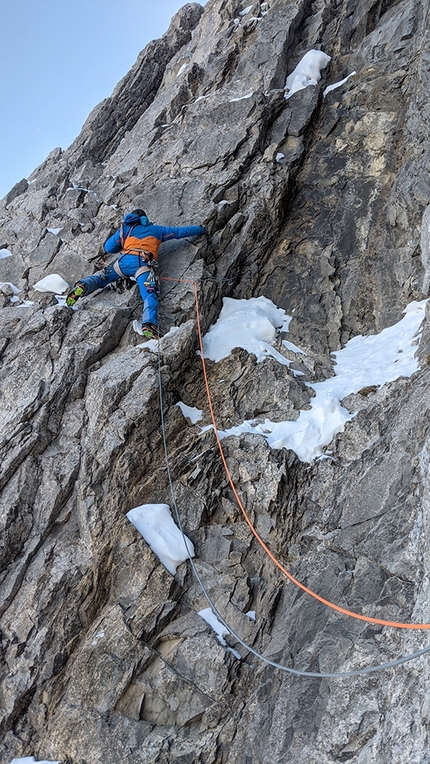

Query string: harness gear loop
[134,257,157,279]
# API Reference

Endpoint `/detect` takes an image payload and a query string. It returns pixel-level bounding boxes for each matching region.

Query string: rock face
[1,1,430,762]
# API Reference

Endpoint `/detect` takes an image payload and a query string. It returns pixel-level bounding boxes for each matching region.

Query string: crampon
[66,284,86,307]
[141,322,160,340]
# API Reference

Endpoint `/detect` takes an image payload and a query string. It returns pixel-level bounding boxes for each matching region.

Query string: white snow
[323,71,356,97]
[0,248,12,258]
[239,4,254,14]
[0,281,20,295]
[229,92,254,102]
[276,152,285,162]
[67,184,100,201]
[217,388,351,463]
[133,323,180,348]
[133,319,147,336]
[9,758,60,764]
[198,607,228,642]
[283,339,306,355]
[91,630,105,646]
[33,274,69,294]
[127,504,195,575]
[201,297,427,463]
[55,295,69,307]
[202,296,292,365]
[198,608,241,659]
[330,300,426,387]
[200,425,215,435]
[285,49,331,100]
[176,62,188,77]
[176,401,204,424]
[246,610,256,621]
[46,227,62,236]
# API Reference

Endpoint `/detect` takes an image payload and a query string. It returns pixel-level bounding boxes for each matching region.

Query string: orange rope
[162,276,430,630]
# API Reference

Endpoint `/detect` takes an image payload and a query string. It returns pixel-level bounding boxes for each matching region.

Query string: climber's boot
[66,283,87,307]
[141,322,160,340]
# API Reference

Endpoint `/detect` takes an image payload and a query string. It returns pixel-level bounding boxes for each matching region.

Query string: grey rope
[156,337,430,679]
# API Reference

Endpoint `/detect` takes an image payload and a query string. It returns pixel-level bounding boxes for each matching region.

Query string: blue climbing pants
[79,254,159,325]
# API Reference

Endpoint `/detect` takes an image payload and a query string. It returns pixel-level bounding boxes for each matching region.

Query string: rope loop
[155,275,430,677]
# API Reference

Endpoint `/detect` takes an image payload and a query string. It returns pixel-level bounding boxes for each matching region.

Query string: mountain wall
[1,0,430,762]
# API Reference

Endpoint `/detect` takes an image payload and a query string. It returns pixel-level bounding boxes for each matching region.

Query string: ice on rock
[285,49,331,100]
[0,248,12,259]
[33,274,69,294]
[127,504,195,575]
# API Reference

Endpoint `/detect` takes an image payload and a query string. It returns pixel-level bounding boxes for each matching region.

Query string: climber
[66,209,207,339]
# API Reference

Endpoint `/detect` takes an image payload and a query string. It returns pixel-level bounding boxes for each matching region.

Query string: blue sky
[0,0,201,198]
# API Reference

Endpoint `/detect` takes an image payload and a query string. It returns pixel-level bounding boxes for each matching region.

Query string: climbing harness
[154,276,430,677]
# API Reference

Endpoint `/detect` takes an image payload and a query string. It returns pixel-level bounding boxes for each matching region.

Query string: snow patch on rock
[127,504,195,576]
[33,274,69,294]
[202,296,291,365]
[176,401,204,424]
[202,297,427,462]
[285,49,331,99]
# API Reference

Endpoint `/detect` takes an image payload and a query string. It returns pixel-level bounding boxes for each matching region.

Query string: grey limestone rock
[1,0,430,763]
[4,178,28,206]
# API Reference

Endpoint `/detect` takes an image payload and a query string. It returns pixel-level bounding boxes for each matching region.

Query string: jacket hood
[123,212,149,226]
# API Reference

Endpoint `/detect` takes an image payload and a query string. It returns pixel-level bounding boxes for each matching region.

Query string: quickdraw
[143,262,160,295]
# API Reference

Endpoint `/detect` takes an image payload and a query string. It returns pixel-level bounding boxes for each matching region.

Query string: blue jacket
[104,213,205,259]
